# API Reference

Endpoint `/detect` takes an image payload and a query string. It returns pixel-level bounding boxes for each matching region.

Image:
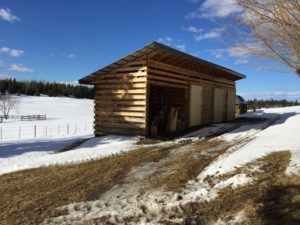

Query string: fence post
[34,125,36,138]
[19,127,21,140]
[67,123,69,135]
[45,125,47,137]
[0,127,2,140]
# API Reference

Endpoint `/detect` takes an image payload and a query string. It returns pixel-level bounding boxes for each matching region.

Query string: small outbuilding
[79,42,246,136]
[235,95,248,114]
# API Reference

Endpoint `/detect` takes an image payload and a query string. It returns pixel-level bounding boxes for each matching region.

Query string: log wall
[94,59,148,135]
[93,58,237,136]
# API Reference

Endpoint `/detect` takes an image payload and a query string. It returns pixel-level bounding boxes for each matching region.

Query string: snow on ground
[213,211,247,225]
[0,135,140,175]
[0,95,94,140]
[2,101,300,224]
[200,106,300,177]
[0,96,141,175]
[44,106,300,225]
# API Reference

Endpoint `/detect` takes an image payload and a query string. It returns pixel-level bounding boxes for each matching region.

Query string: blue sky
[0,0,299,100]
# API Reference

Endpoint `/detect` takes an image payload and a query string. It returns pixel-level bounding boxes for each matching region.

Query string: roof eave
[79,41,246,83]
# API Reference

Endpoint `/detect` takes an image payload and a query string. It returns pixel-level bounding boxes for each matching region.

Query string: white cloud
[175,44,186,52]
[209,44,255,64]
[0,8,20,23]
[8,64,33,73]
[0,59,6,67]
[63,53,76,59]
[188,0,200,3]
[0,74,13,80]
[227,46,251,57]
[193,28,224,41]
[182,26,203,33]
[227,43,261,64]
[0,46,24,57]
[158,36,173,45]
[234,58,249,65]
[186,0,243,19]
[208,48,226,58]
[157,37,187,52]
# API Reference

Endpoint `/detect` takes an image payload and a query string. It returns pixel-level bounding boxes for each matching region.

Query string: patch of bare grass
[143,139,236,192]
[159,151,300,225]
[0,146,171,225]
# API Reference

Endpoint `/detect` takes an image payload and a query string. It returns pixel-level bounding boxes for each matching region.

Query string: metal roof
[79,41,246,84]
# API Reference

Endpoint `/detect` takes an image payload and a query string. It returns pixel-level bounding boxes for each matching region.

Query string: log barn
[79,42,246,136]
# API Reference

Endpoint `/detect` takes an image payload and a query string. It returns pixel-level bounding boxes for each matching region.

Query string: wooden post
[0,127,2,140]
[45,125,47,137]
[19,127,21,140]
[34,125,36,138]
[67,123,69,135]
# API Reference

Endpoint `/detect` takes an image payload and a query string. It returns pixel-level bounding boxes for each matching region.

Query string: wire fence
[0,122,94,141]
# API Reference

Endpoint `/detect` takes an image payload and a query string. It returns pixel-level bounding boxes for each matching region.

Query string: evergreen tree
[0,79,94,99]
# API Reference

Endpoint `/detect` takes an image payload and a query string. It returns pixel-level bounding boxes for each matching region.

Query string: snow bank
[201,106,300,177]
[0,135,139,175]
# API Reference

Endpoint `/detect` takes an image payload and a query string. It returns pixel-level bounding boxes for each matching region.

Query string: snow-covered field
[0,96,94,140]
[1,102,300,224]
[1,105,300,177]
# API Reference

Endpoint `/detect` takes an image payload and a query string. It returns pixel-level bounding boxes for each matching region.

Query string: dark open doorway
[148,84,188,136]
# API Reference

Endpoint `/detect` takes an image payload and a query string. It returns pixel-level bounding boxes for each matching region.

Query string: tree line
[247,99,300,109]
[0,79,94,99]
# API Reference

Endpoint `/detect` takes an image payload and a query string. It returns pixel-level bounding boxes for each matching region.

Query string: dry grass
[0,146,171,225]
[1,133,299,225]
[159,151,300,225]
[143,139,234,192]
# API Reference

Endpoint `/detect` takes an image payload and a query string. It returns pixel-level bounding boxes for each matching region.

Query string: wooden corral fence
[0,121,93,141]
[21,115,47,121]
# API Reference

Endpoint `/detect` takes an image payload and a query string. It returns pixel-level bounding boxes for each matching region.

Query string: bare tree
[226,0,300,76]
[0,94,18,119]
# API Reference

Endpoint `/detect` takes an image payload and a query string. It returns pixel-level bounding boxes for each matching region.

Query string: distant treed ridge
[0,79,94,99]
[247,99,300,109]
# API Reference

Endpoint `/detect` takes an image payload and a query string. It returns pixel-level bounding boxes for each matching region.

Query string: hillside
[0,95,94,141]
